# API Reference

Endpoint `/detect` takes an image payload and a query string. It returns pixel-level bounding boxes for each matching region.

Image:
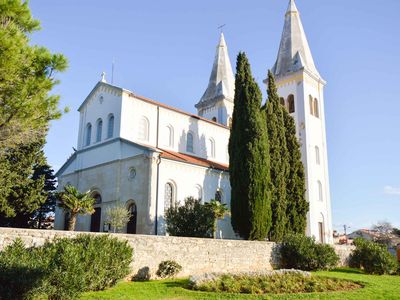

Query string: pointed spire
[286,0,298,15]
[196,33,235,109]
[272,0,320,78]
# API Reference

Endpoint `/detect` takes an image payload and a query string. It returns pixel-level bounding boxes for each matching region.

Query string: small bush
[190,271,361,294]
[350,238,397,275]
[0,234,133,300]
[165,197,214,238]
[156,260,182,278]
[280,233,339,271]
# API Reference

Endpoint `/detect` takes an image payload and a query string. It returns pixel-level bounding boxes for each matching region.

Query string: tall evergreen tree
[0,140,47,225]
[229,52,272,240]
[283,109,308,234]
[263,70,290,242]
[0,0,67,152]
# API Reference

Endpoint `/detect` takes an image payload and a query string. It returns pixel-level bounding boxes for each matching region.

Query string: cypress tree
[229,52,272,240]
[263,70,290,242]
[283,109,308,234]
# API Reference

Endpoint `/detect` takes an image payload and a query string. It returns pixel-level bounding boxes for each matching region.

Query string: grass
[81,268,400,300]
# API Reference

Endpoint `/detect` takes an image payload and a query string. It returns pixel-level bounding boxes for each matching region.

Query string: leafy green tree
[105,203,131,233]
[57,185,95,231]
[205,199,229,239]
[283,107,308,234]
[0,140,48,225]
[263,70,290,242]
[165,197,214,238]
[0,0,67,152]
[229,52,272,240]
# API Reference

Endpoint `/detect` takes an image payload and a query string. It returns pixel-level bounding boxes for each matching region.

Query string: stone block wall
[0,227,353,278]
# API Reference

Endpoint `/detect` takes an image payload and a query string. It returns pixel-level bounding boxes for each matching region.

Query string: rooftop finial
[100,71,106,83]
[218,24,226,33]
[286,0,298,15]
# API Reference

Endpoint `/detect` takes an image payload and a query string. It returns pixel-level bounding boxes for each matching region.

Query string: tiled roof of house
[159,148,229,171]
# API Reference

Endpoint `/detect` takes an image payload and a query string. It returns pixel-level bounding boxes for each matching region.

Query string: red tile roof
[159,148,229,171]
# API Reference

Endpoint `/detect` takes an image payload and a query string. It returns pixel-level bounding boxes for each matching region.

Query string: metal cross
[218,24,226,33]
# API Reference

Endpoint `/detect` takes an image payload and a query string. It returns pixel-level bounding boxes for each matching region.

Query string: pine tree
[0,140,48,225]
[0,0,67,152]
[263,70,290,242]
[283,109,308,234]
[229,52,272,240]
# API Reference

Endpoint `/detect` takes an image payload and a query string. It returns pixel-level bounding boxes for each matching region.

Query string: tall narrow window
[96,118,103,142]
[138,117,149,141]
[208,138,215,158]
[318,181,323,202]
[127,202,137,234]
[164,183,174,211]
[314,98,320,118]
[215,190,222,203]
[107,114,114,138]
[186,132,194,153]
[85,123,92,146]
[309,95,314,115]
[318,221,324,243]
[166,125,174,147]
[315,146,320,165]
[288,94,295,113]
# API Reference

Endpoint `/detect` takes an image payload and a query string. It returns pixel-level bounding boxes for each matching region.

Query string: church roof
[195,33,235,109]
[272,0,320,78]
[159,148,229,172]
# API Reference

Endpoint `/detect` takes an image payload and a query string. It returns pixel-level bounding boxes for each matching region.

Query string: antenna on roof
[111,58,115,85]
[217,24,226,33]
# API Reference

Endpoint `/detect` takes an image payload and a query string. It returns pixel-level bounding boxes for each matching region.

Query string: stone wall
[333,244,355,267]
[0,227,353,278]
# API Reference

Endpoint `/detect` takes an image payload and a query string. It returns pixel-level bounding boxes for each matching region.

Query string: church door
[90,207,101,232]
[127,203,137,234]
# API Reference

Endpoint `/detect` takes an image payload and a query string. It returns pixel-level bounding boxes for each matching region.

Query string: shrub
[0,234,133,300]
[350,238,397,275]
[156,260,182,278]
[189,270,361,294]
[165,197,214,238]
[280,233,339,271]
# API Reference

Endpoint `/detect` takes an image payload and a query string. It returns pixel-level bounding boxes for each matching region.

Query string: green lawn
[81,269,400,300]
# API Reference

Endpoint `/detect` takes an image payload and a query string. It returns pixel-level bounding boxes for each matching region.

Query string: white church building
[55,0,333,243]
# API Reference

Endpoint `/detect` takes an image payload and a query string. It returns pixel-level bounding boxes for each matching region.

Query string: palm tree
[57,185,96,231]
[205,200,230,239]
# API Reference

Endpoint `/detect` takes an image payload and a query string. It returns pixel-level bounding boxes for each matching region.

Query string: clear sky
[28,0,400,232]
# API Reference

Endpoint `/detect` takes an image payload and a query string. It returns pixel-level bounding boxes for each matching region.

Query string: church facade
[55,0,333,243]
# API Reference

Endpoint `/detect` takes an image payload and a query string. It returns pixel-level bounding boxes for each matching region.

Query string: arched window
[212,117,217,122]
[166,125,174,147]
[96,118,103,142]
[164,182,175,211]
[138,116,149,141]
[215,190,222,203]
[194,185,202,200]
[85,123,92,146]
[280,97,285,107]
[208,138,215,158]
[315,146,320,165]
[317,181,323,202]
[309,95,314,116]
[318,213,325,243]
[126,201,137,234]
[288,94,295,113]
[314,98,320,118]
[186,132,194,153]
[107,114,114,138]
[90,192,102,232]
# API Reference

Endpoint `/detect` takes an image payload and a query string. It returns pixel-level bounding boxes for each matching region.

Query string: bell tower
[196,33,235,127]
[266,0,333,243]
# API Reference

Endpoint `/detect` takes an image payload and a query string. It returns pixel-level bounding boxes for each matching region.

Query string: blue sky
[29,0,400,232]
